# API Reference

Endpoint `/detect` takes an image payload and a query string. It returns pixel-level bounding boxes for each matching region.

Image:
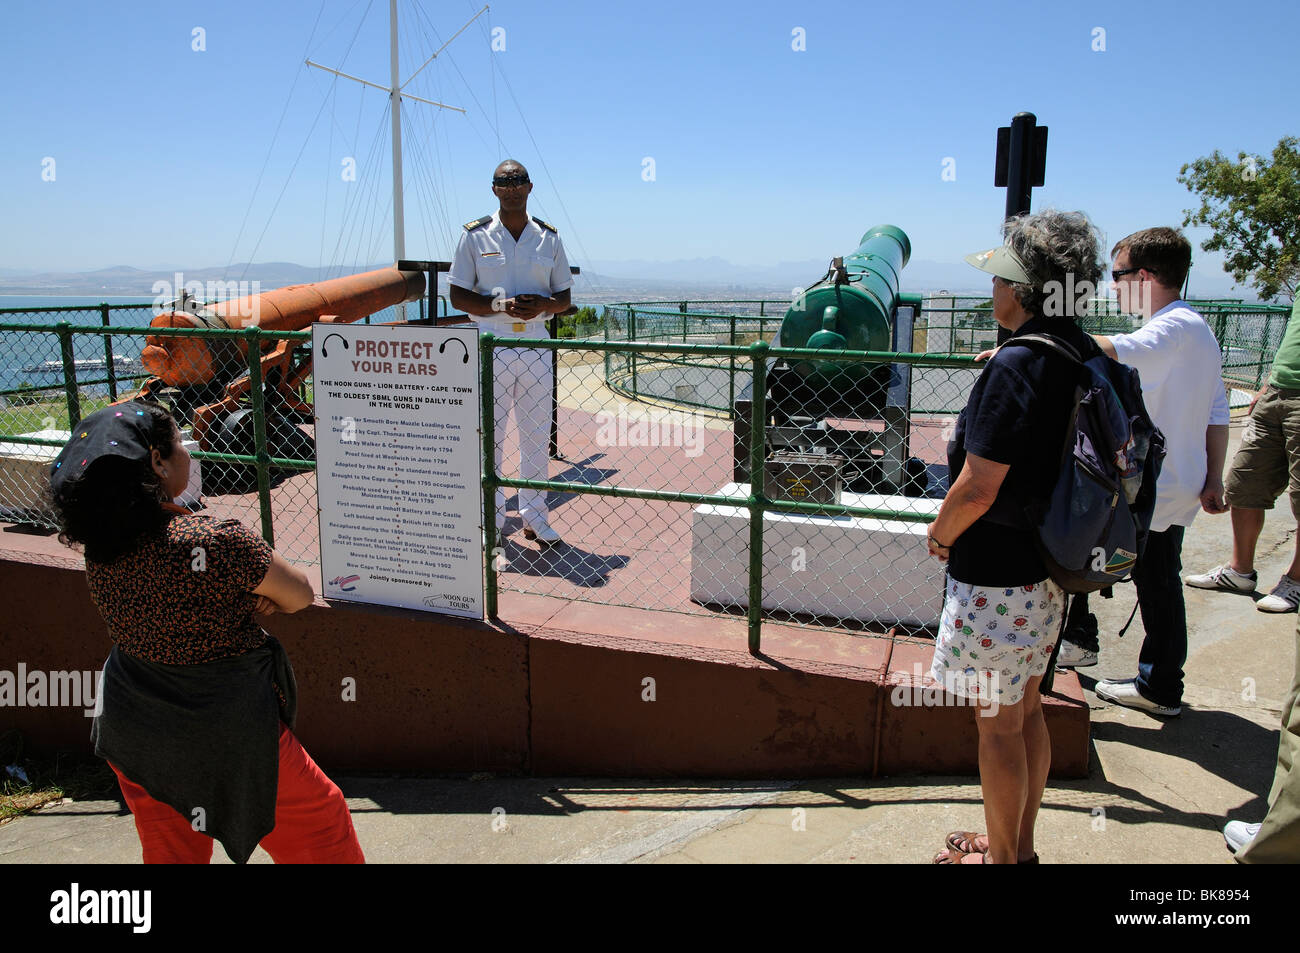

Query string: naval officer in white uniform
[449,159,573,545]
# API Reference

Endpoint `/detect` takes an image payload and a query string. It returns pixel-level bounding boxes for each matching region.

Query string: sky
[2,0,1297,296]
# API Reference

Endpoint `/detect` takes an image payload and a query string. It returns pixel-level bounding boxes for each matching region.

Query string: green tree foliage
[556,305,598,338]
[1178,137,1300,302]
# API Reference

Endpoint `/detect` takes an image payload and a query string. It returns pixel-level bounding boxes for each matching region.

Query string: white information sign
[313,323,483,618]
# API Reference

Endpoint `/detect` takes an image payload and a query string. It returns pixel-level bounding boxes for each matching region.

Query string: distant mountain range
[0,263,384,297]
[0,256,1249,302]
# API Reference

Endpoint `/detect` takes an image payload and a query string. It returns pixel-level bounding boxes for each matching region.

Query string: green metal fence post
[728,314,736,415]
[100,303,118,401]
[244,326,275,547]
[57,322,82,429]
[629,308,638,395]
[748,340,768,654]
[603,307,611,384]
[481,332,499,619]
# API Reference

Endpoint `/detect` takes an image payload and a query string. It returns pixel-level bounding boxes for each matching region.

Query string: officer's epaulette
[463,215,492,231]
[531,216,558,234]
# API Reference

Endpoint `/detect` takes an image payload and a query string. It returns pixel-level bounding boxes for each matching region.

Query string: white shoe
[1185,565,1257,593]
[1056,641,1098,668]
[1257,576,1300,613]
[523,518,561,545]
[1224,820,1261,853]
[1094,677,1181,717]
[486,530,509,569]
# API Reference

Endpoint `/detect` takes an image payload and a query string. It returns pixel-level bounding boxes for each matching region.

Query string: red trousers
[110,723,365,864]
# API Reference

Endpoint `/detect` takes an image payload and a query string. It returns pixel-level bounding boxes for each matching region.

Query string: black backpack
[1001,334,1166,594]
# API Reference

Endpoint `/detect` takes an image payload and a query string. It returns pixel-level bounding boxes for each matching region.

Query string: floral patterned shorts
[930,577,1063,707]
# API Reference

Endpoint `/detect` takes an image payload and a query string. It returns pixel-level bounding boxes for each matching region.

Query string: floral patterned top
[85,510,274,664]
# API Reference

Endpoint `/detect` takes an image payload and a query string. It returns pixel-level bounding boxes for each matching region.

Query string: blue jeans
[1132,526,1187,708]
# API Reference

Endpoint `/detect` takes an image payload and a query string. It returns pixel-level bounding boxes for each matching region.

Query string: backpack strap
[1040,591,1071,695]
[1001,333,1085,366]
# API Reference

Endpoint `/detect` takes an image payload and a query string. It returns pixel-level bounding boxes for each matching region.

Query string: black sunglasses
[493,175,530,187]
[1111,267,1144,282]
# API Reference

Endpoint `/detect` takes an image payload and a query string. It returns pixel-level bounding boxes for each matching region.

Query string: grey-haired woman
[926,210,1105,864]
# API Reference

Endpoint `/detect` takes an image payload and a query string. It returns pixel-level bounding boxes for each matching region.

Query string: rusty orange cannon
[134,265,425,493]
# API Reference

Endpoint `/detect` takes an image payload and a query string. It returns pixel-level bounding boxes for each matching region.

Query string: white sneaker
[1094,677,1182,717]
[1056,641,1098,668]
[1185,565,1257,593]
[1223,820,1262,853]
[1257,576,1300,613]
[523,518,561,545]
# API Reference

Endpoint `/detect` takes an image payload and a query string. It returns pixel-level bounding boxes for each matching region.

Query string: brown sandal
[932,846,959,864]
[932,846,985,864]
[943,832,1040,864]
[945,830,989,854]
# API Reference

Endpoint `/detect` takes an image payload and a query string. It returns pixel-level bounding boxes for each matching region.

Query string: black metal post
[1003,112,1037,222]
[994,112,1048,343]
[58,323,81,429]
[548,313,559,459]
[100,303,118,401]
[548,265,580,461]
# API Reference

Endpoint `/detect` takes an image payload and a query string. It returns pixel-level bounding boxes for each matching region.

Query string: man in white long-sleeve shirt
[1061,228,1230,717]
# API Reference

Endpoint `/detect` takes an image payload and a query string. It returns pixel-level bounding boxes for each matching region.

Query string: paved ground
[2,416,1294,864]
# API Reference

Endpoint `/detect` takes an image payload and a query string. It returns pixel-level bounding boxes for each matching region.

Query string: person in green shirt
[1186,295,1300,611]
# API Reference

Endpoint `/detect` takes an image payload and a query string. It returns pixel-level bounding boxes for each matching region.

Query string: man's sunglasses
[1111,267,1145,282]
[493,175,530,187]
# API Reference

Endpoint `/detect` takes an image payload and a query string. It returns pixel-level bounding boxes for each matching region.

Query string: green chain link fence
[1,295,1291,651]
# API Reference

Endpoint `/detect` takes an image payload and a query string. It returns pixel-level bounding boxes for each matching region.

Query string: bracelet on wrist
[928,530,950,549]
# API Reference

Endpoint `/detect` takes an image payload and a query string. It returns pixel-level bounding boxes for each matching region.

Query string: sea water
[0,296,414,399]
[0,296,155,399]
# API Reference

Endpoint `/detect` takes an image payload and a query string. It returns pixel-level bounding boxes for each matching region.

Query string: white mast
[306,4,488,316]
[389,0,405,267]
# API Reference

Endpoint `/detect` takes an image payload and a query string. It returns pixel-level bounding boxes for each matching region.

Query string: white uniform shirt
[1109,301,1231,532]
[448,210,573,338]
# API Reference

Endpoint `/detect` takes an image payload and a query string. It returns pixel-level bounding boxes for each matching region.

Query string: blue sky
[3,0,1297,294]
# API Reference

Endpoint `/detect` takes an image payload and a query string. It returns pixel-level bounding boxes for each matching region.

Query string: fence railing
[482,333,972,650]
[601,296,1291,403]
[0,321,316,561]
[0,295,1291,652]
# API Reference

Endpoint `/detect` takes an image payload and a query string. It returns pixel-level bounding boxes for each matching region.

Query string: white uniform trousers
[493,346,552,531]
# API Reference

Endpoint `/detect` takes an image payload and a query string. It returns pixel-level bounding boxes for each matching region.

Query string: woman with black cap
[49,401,364,864]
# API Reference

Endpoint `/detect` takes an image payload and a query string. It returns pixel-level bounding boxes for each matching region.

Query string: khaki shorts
[1224,385,1300,521]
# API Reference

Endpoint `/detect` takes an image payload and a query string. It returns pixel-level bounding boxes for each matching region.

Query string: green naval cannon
[736,224,930,496]
[778,224,911,384]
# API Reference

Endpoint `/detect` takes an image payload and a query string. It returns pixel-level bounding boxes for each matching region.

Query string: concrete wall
[0,551,1089,778]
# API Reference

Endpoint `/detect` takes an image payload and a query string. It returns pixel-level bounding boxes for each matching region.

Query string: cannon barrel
[746,223,926,496]
[778,224,911,380]
[141,265,426,385]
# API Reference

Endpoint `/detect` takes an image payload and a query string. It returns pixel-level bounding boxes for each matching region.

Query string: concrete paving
[1,417,1294,863]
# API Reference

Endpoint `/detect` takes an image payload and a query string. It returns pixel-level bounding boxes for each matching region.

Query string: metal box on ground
[765,451,845,504]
